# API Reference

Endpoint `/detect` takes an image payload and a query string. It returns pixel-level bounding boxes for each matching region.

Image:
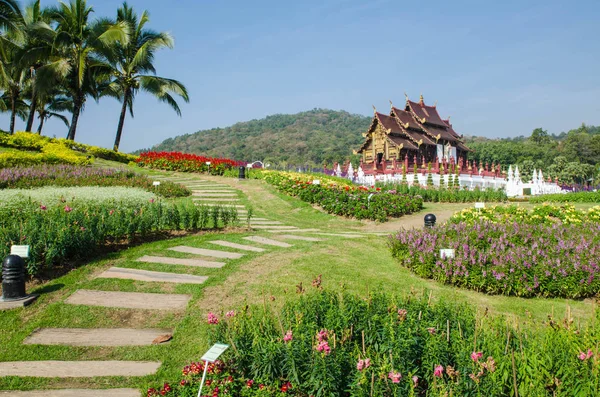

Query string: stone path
[137,255,226,268]
[279,235,324,242]
[23,328,173,347]
[65,290,191,310]
[1,389,140,396]
[209,240,266,252]
[244,236,293,248]
[168,246,244,259]
[266,228,321,233]
[99,267,208,284]
[0,361,161,377]
[193,198,240,202]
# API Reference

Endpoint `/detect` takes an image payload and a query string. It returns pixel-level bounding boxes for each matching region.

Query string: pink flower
[317,329,328,342]
[207,312,219,325]
[64,205,72,212]
[80,227,85,232]
[434,365,444,377]
[427,327,436,335]
[357,359,364,371]
[397,308,407,321]
[471,351,483,362]
[579,349,594,361]
[109,209,115,215]
[283,330,293,343]
[388,371,402,383]
[246,380,254,388]
[412,375,419,386]
[225,310,236,318]
[149,198,155,203]
[40,204,47,210]
[364,358,371,368]
[316,341,331,355]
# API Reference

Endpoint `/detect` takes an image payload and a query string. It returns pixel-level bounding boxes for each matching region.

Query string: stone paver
[252,225,298,230]
[0,389,139,396]
[193,202,245,208]
[191,190,236,193]
[192,192,238,197]
[24,328,173,347]
[168,246,243,259]
[279,235,324,242]
[193,198,240,202]
[208,240,266,252]
[250,221,283,225]
[99,267,208,284]
[243,236,292,248]
[65,290,191,310]
[314,233,364,238]
[137,255,225,268]
[266,228,321,233]
[0,361,161,377]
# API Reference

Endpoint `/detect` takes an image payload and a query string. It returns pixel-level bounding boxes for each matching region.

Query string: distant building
[357,94,470,170]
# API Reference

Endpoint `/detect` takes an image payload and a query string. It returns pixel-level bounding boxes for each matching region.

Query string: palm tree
[0,35,29,133]
[35,91,71,134]
[0,0,23,34]
[103,2,188,151]
[37,0,128,141]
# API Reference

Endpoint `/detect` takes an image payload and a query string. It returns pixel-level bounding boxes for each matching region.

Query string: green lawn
[0,172,596,393]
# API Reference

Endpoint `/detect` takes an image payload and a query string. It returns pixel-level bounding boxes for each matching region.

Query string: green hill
[140,109,371,165]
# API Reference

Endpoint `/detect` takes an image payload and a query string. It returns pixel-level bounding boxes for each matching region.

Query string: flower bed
[148,289,600,397]
[136,151,244,175]
[377,182,508,203]
[529,191,600,203]
[390,218,600,298]
[262,171,423,222]
[0,165,190,198]
[0,187,238,275]
[450,204,600,225]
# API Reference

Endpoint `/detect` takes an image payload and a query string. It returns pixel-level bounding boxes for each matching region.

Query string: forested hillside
[142,109,370,166]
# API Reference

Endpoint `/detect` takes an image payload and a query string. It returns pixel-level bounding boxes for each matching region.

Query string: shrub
[389,219,600,298]
[376,182,508,203]
[0,187,237,275]
[529,191,600,203]
[148,289,600,396]
[0,165,191,198]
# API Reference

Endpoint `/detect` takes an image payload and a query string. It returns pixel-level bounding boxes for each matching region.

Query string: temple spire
[419,94,424,104]
[372,105,377,114]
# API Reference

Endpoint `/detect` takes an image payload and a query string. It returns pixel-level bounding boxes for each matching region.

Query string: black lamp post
[2,255,26,301]
[424,214,437,228]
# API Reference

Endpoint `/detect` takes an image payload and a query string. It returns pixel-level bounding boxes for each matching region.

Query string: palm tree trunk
[113,90,130,152]
[37,114,45,134]
[67,95,83,140]
[9,93,16,134]
[25,90,37,132]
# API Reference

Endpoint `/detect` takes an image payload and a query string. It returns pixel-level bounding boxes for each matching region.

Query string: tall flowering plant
[136,152,245,175]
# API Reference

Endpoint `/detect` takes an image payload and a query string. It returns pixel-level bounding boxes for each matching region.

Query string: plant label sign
[201,343,229,363]
[153,181,161,186]
[313,180,321,185]
[440,249,455,259]
[475,202,485,209]
[10,245,30,258]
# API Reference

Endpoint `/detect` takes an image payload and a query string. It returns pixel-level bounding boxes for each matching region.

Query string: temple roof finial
[372,105,377,114]
[419,94,424,104]
[389,99,393,108]
[404,92,409,101]
[433,100,438,107]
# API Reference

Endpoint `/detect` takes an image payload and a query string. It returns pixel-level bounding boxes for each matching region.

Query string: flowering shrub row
[450,204,600,225]
[148,289,600,396]
[0,132,138,165]
[530,191,600,203]
[377,182,508,203]
[136,151,244,175]
[0,188,238,275]
[390,218,600,298]
[0,165,190,198]
[262,171,423,222]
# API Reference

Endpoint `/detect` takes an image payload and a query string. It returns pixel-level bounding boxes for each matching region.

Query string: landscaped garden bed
[136,151,244,175]
[529,191,600,203]
[376,181,508,203]
[0,164,191,197]
[148,289,600,396]
[0,186,238,276]
[390,204,600,298]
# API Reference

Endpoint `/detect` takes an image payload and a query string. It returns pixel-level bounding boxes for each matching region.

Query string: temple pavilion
[357,94,470,170]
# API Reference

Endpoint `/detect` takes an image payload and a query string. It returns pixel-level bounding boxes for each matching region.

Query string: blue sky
[3,0,600,152]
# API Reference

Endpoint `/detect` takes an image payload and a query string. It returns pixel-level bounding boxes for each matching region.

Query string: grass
[0,169,597,394]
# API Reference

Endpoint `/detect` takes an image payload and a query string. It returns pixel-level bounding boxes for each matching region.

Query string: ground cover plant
[148,289,600,397]
[0,132,138,165]
[376,181,507,203]
[0,187,238,275]
[259,171,423,222]
[136,151,244,175]
[450,203,600,225]
[390,205,600,298]
[0,164,190,197]
[529,191,600,203]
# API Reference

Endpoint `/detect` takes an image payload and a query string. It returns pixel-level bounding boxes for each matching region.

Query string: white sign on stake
[197,343,229,397]
[475,202,485,209]
[11,245,30,258]
[152,181,161,186]
[440,249,455,259]
[312,180,321,185]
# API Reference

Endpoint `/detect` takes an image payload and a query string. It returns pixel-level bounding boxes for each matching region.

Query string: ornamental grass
[148,289,600,397]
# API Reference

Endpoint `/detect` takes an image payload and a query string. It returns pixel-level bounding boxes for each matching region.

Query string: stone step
[243,236,293,248]
[267,228,321,233]
[0,360,161,377]
[168,246,244,259]
[193,202,245,208]
[251,218,269,221]
[65,290,191,310]
[191,190,237,193]
[137,255,225,268]
[314,233,364,238]
[0,389,140,396]
[23,328,173,347]
[99,267,208,284]
[250,221,282,225]
[252,225,298,230]
[279,235,325,242]
[193,198,241,202]
[208,240,266,252]
[192,192,238,197]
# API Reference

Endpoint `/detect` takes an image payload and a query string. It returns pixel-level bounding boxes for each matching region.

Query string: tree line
[0,0,188,151]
